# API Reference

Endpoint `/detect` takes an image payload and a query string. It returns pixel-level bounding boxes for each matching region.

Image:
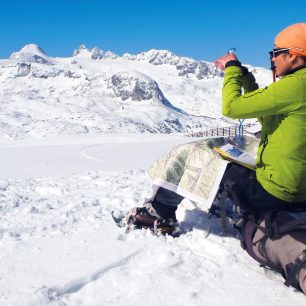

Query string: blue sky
[0,0,305,68]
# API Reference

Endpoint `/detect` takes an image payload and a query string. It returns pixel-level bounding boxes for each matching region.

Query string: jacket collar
[286,65,306,75]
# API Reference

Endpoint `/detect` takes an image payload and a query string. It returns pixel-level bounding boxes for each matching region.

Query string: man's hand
[214,53,238,71]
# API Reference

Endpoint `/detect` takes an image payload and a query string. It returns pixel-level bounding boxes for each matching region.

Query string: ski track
[0,170,305,306]
[79,145,102,162]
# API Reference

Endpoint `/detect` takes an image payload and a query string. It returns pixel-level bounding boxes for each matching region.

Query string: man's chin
[275,70,283,78]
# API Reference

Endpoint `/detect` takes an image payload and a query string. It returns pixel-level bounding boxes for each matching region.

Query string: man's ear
[288,53,298,64]
[290,53,306,66]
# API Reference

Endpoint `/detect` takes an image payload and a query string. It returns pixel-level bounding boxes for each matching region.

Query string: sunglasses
[269,47,304,59]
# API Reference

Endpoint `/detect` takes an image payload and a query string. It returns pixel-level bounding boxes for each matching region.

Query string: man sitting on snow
[126,23,306,294]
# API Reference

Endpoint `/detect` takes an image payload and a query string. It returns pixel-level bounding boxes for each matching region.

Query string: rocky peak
[122,49,179,65]
[109,71,164,102]
[73,45,118,60]
[122,48,222,79]
[72,45,92,57]
[9,44,52,64]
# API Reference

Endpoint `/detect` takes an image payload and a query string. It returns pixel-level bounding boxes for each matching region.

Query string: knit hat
[274,23,306,56]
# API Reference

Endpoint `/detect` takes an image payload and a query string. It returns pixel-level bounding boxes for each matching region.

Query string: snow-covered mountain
[0,46,303,306]
[73,44,118,60]
[0,44,272,142]
[9,44,54,65]
[122,49,223,80]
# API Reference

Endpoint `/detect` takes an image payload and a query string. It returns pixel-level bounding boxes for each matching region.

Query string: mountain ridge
[0,43,272,143]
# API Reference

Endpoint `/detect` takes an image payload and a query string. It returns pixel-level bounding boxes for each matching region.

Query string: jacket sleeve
[241,70,263,124]
[241,70,259,93]
[222,66,303,119]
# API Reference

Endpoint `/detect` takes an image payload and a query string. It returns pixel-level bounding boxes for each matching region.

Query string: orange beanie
[274,23,306,56]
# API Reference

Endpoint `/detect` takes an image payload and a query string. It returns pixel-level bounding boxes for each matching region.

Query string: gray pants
[251,212,306,294]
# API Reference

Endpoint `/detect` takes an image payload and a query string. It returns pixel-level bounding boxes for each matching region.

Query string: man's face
[270,45,303,77]
[271,47,290,77]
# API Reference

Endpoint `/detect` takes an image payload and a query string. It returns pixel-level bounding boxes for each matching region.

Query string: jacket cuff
[225,60,241,68]
[225,60,249,76]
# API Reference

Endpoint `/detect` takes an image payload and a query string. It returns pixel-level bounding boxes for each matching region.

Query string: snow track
[35,250,142,304]
[79,145,102,162]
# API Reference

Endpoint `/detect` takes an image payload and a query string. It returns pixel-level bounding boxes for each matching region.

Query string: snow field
[0,169,304,306]
[0,43,302,304]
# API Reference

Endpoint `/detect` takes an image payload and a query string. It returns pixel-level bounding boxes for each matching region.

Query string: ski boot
[126,202,181,237]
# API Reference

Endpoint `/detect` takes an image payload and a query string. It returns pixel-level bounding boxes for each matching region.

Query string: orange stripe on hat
[274,23,306,56]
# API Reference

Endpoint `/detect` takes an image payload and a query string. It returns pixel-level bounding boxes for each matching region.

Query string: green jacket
[222,66,306,203]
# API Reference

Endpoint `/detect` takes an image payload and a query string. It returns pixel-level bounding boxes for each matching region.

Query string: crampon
[124,203,182,237]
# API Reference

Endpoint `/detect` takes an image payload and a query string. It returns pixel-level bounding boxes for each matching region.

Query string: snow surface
[0,45,304,305]
[0,134,305,306]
